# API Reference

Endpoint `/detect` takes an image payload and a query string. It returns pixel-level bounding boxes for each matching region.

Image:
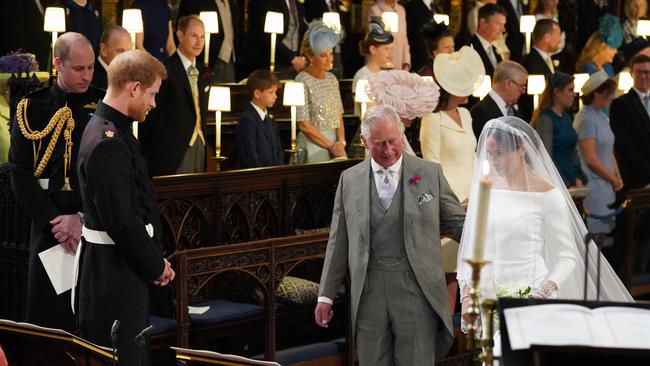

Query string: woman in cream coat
[420,46,484,273]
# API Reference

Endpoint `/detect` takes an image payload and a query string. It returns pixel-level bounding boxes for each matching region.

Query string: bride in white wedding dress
[456,117,633,355]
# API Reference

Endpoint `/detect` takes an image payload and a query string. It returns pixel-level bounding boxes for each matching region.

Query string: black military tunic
[8,82,104,332]
[76,101,165,366]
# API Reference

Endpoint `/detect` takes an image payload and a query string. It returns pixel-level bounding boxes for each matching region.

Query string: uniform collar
[95,101,133,133]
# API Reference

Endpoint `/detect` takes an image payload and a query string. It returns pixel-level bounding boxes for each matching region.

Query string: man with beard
[9,32,103,333]
[76,49,174,365]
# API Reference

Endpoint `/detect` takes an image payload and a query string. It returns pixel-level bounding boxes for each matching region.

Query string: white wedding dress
[480,188,576,297]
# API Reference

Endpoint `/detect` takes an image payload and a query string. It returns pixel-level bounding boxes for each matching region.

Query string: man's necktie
[506,104,515,116]
[643,95,650,115]
[187,65,205,146]
[545,57,555,73]
[378,169,397,210]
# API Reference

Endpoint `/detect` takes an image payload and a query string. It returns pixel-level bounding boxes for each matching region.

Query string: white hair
[360,104,405,140]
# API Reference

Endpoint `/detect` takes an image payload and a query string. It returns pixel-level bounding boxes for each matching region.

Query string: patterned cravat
[187,64,205,146]
[377,168,398,210]
[506,104,515,116]
[643,95,650,115]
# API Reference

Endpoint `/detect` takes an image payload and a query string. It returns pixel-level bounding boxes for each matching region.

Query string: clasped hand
[329,141,345,158]
[153,258,175,286]
[530,281,558,299]
[50,214,82,254]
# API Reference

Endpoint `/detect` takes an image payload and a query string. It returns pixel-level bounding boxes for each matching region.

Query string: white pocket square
[418,193,433,205]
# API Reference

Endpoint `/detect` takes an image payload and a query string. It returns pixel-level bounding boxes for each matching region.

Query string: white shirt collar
[250,102,267,121]
[475,33,493,50]
[488,89,509,116]
[633,87,649,100]
[533,46,551,62]
[98,56,109,71]
[421,0,432,10]
[177,49,195,72]
[371,155,403,174]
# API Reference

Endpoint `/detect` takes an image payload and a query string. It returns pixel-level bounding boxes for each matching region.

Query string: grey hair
[360,105,405,139]
[493,60,527,84]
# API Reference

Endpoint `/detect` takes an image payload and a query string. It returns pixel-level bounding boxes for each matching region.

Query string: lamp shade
[323,12,341,33]
[573,73,589,93]
[354,79,371,103]
[208,86,231,111]
[472,75,491,98]
[122,9,143,33]
[618,71,634,92]
[200,11,219,33]
[527,75,546,95]
[44,7,66,32]
[637,20,650,37]
[519,15,536,33]
[283,81,305,106]
[381,12,398,33]
[264,11,284,34]
[433,14,450,26]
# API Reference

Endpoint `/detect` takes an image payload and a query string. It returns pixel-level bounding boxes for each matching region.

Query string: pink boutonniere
[409,175,421,184]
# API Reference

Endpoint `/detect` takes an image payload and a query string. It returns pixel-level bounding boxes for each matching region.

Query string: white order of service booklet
[505,304,650,351]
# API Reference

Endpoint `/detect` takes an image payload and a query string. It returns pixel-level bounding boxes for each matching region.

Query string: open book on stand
[505,303,650,351]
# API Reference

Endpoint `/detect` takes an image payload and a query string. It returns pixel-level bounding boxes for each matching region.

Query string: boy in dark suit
[236,70,283,168]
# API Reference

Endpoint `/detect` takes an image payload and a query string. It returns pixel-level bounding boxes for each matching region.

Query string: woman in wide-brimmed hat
[420,46,484,204]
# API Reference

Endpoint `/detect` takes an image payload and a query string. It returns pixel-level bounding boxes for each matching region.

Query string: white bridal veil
[457,116,632,305]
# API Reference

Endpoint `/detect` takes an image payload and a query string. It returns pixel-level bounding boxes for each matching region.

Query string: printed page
[595,307,650,349]
[171,347,281,365]
[38,243,75,295]
[504,304,603,350]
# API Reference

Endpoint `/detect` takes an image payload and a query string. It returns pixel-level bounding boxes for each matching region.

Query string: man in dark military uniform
[8,32,103,332]
[76,49,173,366]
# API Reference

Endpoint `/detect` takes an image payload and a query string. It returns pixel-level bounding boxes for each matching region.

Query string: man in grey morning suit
[315,105,465,365]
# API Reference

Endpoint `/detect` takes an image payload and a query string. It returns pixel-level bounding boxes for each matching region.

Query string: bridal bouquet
[493,283,532,330]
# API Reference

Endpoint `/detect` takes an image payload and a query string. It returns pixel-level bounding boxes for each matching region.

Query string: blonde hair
[108,49,167,92]
[576,33,606,71]
[625,0,647,20]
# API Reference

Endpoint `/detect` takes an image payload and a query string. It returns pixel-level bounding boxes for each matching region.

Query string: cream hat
[581,70,611,96]
[433,46,485,97]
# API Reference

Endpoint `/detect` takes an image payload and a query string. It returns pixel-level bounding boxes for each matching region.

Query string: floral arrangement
[0,50,39,74]
[368,70,439,121]
[493,283,532,330]
[598,14,623,49]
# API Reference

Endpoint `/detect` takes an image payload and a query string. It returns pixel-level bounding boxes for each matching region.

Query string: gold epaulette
[15,98,76,185]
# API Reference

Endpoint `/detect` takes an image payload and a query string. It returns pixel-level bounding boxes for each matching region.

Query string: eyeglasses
[509,79,527,92]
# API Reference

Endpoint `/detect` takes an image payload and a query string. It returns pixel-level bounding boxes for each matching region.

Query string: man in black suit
[248,0,308,79]
[470,60,527,138]
[142,15,209,176]
[92,25,131,89]
[610,54,650,272]
[177,0,243,82]
[236,70,283,168]
[497,0,524,62]
[404,0,437,73]
[469,4,507,79]
[520,19,562,121]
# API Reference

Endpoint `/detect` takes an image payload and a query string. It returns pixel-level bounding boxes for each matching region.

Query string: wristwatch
[337,140,346,146]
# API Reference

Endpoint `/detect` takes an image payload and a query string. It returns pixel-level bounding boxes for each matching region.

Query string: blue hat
[598,14,623,49]
[307,20,341,54]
